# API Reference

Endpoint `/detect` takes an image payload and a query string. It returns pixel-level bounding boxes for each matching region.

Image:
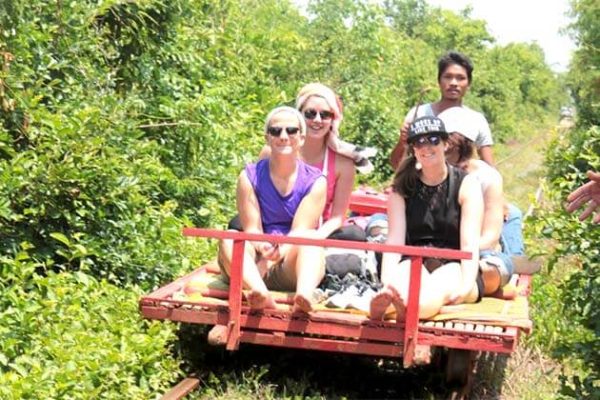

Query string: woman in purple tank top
[258,83,368,241]
[218,106,327,313]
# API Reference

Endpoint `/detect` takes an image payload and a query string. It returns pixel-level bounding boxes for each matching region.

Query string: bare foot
[391,295,406,321]
[293,293,313,313]
[495,284,517,300]
[370,289,393,320]
[370,286,405,320]
[247,290,277,310]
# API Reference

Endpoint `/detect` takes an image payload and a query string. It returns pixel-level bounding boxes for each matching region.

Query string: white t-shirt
[469,159,502,193]
[404,103,493,147]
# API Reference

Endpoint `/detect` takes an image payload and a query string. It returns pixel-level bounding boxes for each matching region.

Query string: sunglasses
[267,126,300,137]
[303,109,334,120]
[412,134,442,148]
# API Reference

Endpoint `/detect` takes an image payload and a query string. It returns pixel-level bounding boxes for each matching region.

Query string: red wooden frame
[348,189,388,216]
[180,228,471,366]
[140,228,530,367]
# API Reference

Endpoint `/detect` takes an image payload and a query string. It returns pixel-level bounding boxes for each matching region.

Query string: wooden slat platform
[140,264,533,358]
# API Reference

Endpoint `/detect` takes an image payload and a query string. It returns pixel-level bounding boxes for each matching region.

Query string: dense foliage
[0,270,181,399]
[0,0,566,396]
[529,127,599,399]
[528,1,599,398]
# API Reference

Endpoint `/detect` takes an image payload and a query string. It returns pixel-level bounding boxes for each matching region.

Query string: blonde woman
[218,106,327,312]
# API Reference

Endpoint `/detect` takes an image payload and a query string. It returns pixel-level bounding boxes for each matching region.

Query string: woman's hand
[566,170,600,224]
[255,242,282,262]
[400,121,410,145]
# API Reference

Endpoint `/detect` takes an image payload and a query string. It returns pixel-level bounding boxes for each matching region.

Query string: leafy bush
[0,0,570,396]
[528,126,599,398]
[0,269,181,399]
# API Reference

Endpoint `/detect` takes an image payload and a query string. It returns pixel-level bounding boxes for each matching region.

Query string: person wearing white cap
[439,107,539,293]
[390,51,495,169]
[370,115,484,320]
[439,107,508,294]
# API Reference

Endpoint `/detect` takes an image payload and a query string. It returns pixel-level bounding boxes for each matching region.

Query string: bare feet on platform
[369,285,405,320]
[293,293,313,313]
[247,290,277,310]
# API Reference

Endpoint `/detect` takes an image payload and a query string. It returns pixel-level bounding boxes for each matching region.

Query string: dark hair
[391,150,419,197]
[447,133,475,164]
[437,51,473,83]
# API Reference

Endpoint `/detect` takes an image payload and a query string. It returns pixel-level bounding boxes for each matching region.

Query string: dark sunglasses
[267,126,300,137]
[303,109,334,120]
[412,134,442,148]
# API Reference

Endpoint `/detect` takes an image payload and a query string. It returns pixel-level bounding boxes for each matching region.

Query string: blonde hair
[263,106,306,135]
[295,83,342,121]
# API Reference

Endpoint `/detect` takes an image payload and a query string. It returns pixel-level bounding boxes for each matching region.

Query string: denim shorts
[480,249,514,286]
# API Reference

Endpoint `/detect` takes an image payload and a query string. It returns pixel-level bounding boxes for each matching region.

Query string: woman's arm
[291,176,327,231]
[480,172,504,250]
[316,154,355,238]
[380,192,407,283]
[278,176,327,258]
[389,121,409,170]
[237,170,262,234]
[237,171,272,255]
[477,146,495,167]
[453,173,484,302]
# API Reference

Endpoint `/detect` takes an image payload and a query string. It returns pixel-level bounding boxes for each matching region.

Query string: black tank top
[405,165,466,250]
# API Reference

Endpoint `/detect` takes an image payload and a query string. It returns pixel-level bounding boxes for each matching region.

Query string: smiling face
[412,134,448,168]
[438,63,470,101]
[266,110,304,156]
[300,96,334,141]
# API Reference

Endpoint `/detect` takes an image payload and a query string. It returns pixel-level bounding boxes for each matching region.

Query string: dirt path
[496,129,554,211]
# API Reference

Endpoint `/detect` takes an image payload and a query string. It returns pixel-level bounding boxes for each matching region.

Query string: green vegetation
[0,0,590,398]
[525,1,599,397]
[528,125,599,399]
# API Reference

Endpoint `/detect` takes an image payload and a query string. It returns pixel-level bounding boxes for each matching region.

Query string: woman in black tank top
[370,116,483,320]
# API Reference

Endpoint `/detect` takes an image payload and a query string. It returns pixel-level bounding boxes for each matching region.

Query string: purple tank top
[245,159,323,235]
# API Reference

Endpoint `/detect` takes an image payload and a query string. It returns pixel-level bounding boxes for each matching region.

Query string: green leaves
[0,0,575,397]
[0,271,182,399]
[527,125,599,398]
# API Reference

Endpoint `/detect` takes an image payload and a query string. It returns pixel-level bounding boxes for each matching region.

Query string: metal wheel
[445,349,476,399]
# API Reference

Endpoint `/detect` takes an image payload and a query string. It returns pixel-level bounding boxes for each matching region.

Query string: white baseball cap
[437,106,478,142]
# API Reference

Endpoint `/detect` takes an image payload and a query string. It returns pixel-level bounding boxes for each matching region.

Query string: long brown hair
[447,133,475,164]
[391,148,419,197]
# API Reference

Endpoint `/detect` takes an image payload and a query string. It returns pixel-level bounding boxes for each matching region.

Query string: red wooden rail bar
[181,228,472,367]
[227,240,244,351]
[239,331,404,357]
[141,300,520,344]
[182,228,472,259]
[404,256,423,367]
